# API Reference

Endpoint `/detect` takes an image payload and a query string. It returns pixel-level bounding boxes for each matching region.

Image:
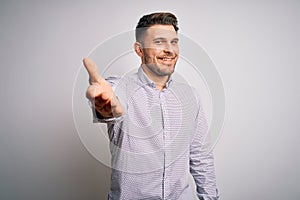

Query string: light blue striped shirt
[92,67,219,200]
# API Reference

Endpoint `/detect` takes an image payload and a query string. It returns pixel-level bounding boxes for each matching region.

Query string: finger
[111,95,124,117]
[95,102,111,113]
[83,57,102,83]
[95,105,112,118]
[100,92,112,101]
[94,94,110,107]
[110,95,119,108]
[86,84,101,100]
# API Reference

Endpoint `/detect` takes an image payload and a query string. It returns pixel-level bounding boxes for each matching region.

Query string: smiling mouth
[162,58,172,61]
[158,57,176,61]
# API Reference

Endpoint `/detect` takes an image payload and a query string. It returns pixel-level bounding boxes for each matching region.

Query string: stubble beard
[144,56,177,77]
[145,63,176,76]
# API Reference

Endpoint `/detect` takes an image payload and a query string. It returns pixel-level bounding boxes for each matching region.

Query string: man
[83,12,219,200]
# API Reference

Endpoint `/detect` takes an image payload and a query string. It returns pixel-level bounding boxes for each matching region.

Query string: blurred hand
[83,58,124,118]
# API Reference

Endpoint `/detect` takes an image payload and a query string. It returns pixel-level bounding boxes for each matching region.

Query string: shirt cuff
[93,115,124,123]
[197,190,219,200]
[91,104,124,124]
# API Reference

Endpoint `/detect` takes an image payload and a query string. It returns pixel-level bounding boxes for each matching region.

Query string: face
[136,24,179,78]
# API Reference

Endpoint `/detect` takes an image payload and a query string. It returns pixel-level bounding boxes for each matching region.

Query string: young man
[84,12,219,200]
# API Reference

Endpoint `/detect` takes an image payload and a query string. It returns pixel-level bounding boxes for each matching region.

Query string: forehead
[145,24,177,39]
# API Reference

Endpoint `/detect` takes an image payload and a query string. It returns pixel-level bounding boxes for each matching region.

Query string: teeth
[163,58,172,61]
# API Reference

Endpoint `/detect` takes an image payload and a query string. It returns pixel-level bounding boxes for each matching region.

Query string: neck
[141,64,169,91]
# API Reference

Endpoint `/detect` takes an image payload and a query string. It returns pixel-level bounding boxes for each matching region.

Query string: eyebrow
[153,37,179,41]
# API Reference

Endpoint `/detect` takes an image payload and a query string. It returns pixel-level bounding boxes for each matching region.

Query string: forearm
[190,148,219,199]
[190,90,219,199]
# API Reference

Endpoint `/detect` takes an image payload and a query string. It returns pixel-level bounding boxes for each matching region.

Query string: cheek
[174,46,179,54]
[144,49,160,59]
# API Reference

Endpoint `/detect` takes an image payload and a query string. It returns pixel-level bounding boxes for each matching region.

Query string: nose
[163,43,174,54]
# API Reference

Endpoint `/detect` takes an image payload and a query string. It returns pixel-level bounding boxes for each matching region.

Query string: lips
[158,57,175,60]
[162,58,172,61]
[157,56,176,65]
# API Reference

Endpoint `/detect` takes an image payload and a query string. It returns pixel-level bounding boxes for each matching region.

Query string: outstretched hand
[83,58,124,118]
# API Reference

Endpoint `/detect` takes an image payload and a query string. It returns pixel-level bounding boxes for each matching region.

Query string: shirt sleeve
[189,91,219,200]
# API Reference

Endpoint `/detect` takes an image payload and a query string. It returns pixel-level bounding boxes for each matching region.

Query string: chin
[159,66,175,76]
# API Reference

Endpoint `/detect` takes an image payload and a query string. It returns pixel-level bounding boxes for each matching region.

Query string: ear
[134,42,143,58]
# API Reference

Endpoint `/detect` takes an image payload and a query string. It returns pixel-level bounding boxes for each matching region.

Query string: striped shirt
[93,67,219,199]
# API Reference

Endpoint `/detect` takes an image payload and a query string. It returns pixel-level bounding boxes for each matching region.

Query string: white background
[1,1,299,199]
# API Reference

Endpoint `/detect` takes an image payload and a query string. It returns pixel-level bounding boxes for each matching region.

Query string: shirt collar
[138,66,173,89]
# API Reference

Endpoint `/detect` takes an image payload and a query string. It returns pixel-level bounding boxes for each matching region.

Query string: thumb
[83,57,102,83]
